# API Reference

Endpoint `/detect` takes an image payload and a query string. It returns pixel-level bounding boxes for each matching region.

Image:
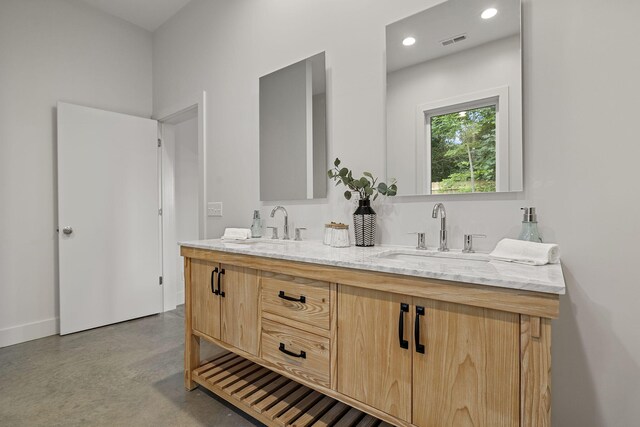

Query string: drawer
[261,272,330,330]
[261,319,330,388]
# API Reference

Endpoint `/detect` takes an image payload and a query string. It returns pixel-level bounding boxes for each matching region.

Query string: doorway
[157,92,207,311]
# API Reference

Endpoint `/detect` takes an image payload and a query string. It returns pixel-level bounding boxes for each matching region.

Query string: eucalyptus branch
[327,158,398,201]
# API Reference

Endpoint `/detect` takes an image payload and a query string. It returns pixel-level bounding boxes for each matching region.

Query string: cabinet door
[220,264,260,356]
[413,299,519,427]
[337,286,412,422]
[191,259,220,339]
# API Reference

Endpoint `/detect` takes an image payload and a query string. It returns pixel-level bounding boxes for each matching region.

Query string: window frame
[415,86,510,194]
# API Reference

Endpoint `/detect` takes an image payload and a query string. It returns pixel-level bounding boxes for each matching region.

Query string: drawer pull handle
[415,306,425,354]
[211,267,219,295]
[217,268,225,297]
[398,303,409,349]
[278,291,306,304]
[279,343,306,359]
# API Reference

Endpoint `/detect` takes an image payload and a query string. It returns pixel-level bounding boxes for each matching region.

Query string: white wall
[0,0,152,347]
[153,0,640,424]
[387,35,522,195]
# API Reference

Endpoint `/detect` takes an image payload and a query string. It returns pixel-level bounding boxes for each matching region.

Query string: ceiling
[78,0,192,32]
[386,0,520,73]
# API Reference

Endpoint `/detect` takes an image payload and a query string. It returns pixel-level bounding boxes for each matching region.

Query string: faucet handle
[462,234,486,253]
[267,226,279,239]
[408,232,427,250]
[294,227,306,241]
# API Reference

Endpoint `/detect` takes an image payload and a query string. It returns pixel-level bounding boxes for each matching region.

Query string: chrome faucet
[432,203,448,251]
[270,206,289,240]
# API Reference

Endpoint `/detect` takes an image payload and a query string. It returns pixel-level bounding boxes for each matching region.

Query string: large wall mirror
[386,0,522,195]
[260,52,327,201]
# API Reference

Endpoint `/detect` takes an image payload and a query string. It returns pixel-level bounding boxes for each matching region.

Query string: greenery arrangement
[328,158,397,201]
[431,106,496,193]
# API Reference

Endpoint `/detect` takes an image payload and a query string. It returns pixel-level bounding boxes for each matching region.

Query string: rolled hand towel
[490,238,560,266]
[221,228,252,240]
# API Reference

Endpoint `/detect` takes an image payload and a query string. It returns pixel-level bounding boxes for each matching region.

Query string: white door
[57,102,161,335]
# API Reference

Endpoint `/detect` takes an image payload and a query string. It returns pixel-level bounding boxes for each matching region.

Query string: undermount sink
[376,249,489,264]
[222,238,289,245]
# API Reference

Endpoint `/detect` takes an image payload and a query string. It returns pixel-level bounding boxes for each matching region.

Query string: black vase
[353,199,376,247]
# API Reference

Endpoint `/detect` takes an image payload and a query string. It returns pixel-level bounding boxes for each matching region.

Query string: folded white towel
[221,228,252,240]
[490,238,560,266]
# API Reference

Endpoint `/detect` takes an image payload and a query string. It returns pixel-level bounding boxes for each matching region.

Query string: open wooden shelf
[192,352,393,427]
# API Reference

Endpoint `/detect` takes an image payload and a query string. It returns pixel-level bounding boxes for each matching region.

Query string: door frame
[155,91,207,311]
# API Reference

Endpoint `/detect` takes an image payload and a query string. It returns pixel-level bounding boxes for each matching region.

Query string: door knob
[62,226,73,235]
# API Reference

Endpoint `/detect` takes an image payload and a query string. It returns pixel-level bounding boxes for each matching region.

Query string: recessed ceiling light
[402,37,416,46]
[481,8,498,19]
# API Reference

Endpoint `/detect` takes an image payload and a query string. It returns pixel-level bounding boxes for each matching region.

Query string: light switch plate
[208,202,223,217]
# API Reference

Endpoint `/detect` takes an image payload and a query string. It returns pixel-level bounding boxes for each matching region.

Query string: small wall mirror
[260,52,327,201]
[386,0,522,195]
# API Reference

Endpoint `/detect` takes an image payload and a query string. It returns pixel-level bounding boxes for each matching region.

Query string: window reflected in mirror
[429,104,496,194]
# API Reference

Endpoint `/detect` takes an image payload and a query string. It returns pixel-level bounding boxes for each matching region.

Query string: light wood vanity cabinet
[219,264,260,356]
[337,286,412,421]
[261,272,331,330]
[189,257,259,355]
[261,318,331,388]
[190,259,221,339]
[181,246,559,427]
[259,271,335,389]
[337,288,519,426]
[412,298,520,426]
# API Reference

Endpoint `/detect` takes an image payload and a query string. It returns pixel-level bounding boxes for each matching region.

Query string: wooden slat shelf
[192,352,388,427]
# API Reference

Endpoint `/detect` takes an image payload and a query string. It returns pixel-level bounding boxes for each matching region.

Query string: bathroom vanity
[180,240,563,427]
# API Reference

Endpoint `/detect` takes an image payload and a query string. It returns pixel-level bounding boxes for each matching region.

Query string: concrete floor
[0,307,263,426]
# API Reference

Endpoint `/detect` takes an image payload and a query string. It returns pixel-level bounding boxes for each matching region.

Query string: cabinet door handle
[217,268,225,297]
[211,267,219,295]
[398,303,409,349]
[278,291,306,303]
[279,343,306,359]
[415,306,425,354]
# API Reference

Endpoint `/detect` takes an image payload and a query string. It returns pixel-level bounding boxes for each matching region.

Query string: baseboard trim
[0,317,59,348]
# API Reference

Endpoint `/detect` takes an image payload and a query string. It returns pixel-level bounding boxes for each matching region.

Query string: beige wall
[153,0,640,424]
[0,0,152,346]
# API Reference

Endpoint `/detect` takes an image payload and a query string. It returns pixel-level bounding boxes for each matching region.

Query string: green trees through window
[430,105,496,193]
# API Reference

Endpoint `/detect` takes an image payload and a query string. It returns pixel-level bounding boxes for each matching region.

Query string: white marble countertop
[180,239,566,295]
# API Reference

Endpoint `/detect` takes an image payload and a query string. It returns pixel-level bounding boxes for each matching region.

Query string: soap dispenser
[518,207,542,243]
[250,210,262,238]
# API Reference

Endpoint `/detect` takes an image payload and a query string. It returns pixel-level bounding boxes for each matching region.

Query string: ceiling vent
[441,33,467,47]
